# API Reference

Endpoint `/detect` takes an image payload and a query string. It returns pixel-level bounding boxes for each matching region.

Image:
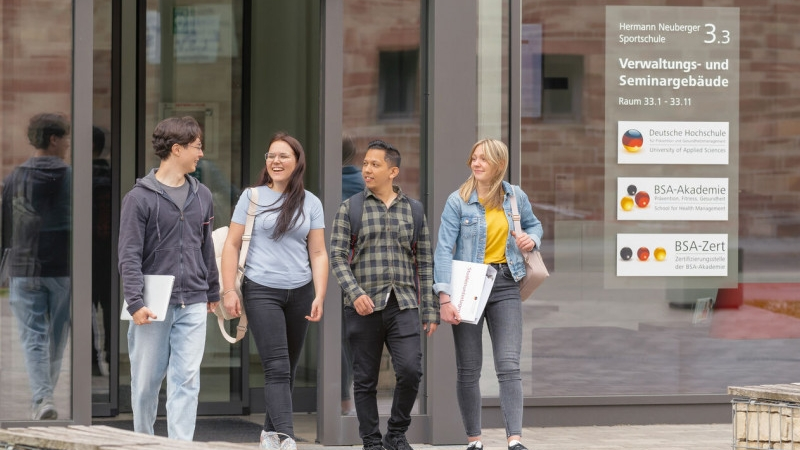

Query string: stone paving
[293,424,733,450]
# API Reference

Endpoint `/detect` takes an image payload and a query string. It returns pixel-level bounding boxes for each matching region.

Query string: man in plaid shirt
[330,140,439,450]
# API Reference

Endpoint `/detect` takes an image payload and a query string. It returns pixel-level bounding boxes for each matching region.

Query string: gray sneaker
[32,401,57,420]
[260,430,280,450]
[280,437,297,450]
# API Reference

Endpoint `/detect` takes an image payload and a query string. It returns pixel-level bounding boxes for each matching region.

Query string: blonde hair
[458,138,508,210]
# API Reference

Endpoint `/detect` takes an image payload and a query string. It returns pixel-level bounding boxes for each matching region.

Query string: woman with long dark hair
[220,132,327,450]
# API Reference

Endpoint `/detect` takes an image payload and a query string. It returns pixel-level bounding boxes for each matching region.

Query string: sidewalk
[426,424,732,450]
[297,425,732,450]
[93,415,733,450]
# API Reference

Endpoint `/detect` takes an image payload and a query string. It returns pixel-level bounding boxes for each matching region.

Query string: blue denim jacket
[433,181,543,296]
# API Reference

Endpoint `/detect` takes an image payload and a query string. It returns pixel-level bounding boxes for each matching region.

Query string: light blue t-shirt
[232,185,325,289]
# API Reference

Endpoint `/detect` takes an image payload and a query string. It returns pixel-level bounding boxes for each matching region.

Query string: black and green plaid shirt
[330,187,439,325]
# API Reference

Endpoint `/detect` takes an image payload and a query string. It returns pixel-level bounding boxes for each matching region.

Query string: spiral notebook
[449,260,497,325]
[120,274,175,321]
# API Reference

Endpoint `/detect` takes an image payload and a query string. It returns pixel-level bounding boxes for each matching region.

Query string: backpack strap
[346,191,366,265]
[408,197,424,257]
[408,197,424,304]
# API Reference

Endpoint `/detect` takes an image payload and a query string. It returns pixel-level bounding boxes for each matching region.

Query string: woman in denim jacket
[433,138,542,450]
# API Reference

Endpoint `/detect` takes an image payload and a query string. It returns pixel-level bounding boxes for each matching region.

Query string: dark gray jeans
[452,264,523,438]
[344,293,422,446]
[243,277,314,439]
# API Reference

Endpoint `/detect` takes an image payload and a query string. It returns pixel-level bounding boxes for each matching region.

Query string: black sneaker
[508,442,529,450]
[383,433,414,450]
[363,443,384,450]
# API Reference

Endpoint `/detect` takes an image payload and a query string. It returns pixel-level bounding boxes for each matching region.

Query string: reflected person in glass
[91,125,112,379]
[339,132,365,416]
[220,132,327,450]
[433,139,543,450]
[1,113,72,420]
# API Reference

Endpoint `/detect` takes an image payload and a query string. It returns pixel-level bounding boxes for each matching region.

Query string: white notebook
[120,274,175,321]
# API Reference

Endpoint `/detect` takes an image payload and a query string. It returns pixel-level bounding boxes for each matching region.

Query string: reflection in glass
[2,114,73,420]
[91,125,112,396]
[91,0,114,405]
[514,1,800,400]
[342,0,424,417]
[0,0,73,424]
[340,134,364,416]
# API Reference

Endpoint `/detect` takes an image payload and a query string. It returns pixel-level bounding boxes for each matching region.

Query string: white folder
[449,260,497,325]
[120,274,175,321]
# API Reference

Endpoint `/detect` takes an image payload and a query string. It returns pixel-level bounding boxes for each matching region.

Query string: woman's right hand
[439,293,461,325]
[223,290,242,317]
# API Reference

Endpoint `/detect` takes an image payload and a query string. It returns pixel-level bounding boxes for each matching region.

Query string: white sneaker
[260,430,280,450]
[280,437,297,450]
[467,441,483,450]
[32,401,58,420]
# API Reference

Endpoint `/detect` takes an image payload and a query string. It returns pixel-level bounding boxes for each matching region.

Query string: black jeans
[243,277,314,438]
[344,292,422,445]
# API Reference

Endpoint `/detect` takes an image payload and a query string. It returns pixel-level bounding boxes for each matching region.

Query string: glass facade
[92,0,114,409]
[0,0,74,422]
[340,0,425,417]
[514,1,800,401]
[4,0,800,440]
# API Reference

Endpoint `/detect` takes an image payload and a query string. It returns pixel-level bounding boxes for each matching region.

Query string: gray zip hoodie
[118,169,220,316]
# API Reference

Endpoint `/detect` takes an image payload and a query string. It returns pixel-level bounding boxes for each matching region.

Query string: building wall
[342,0,423,198]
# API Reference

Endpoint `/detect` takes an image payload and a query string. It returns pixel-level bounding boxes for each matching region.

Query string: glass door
[117,0,248,415]
[91,0,117,416]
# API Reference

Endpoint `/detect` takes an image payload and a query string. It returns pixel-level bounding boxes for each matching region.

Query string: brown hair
[151,116,203,160]
[28,113,70,150]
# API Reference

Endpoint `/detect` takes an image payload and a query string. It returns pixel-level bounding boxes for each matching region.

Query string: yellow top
[481,198,508,264]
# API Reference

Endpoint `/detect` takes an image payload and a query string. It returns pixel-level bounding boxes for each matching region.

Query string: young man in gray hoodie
[118,116,220,441]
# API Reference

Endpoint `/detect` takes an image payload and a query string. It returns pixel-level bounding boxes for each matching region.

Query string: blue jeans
[243,277,314,439]
[344,293,422,446]
[9,276,71,408]
[452,264,523,438]
[128,302,207,441]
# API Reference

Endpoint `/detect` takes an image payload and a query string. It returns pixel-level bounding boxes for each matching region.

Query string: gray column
[427,0,478,444]
[317,0,346,445]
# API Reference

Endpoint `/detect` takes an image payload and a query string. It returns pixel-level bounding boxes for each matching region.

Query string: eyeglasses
[185,144,203,151]
[265,153,293,162]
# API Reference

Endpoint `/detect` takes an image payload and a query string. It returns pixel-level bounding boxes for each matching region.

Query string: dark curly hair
[152,116,202,160]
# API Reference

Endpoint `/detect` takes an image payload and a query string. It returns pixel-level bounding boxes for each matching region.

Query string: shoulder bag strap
[509,187,524,237]
[219,187,259,343]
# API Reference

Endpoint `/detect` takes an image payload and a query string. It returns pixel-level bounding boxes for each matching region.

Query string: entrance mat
[93,417,268,443]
